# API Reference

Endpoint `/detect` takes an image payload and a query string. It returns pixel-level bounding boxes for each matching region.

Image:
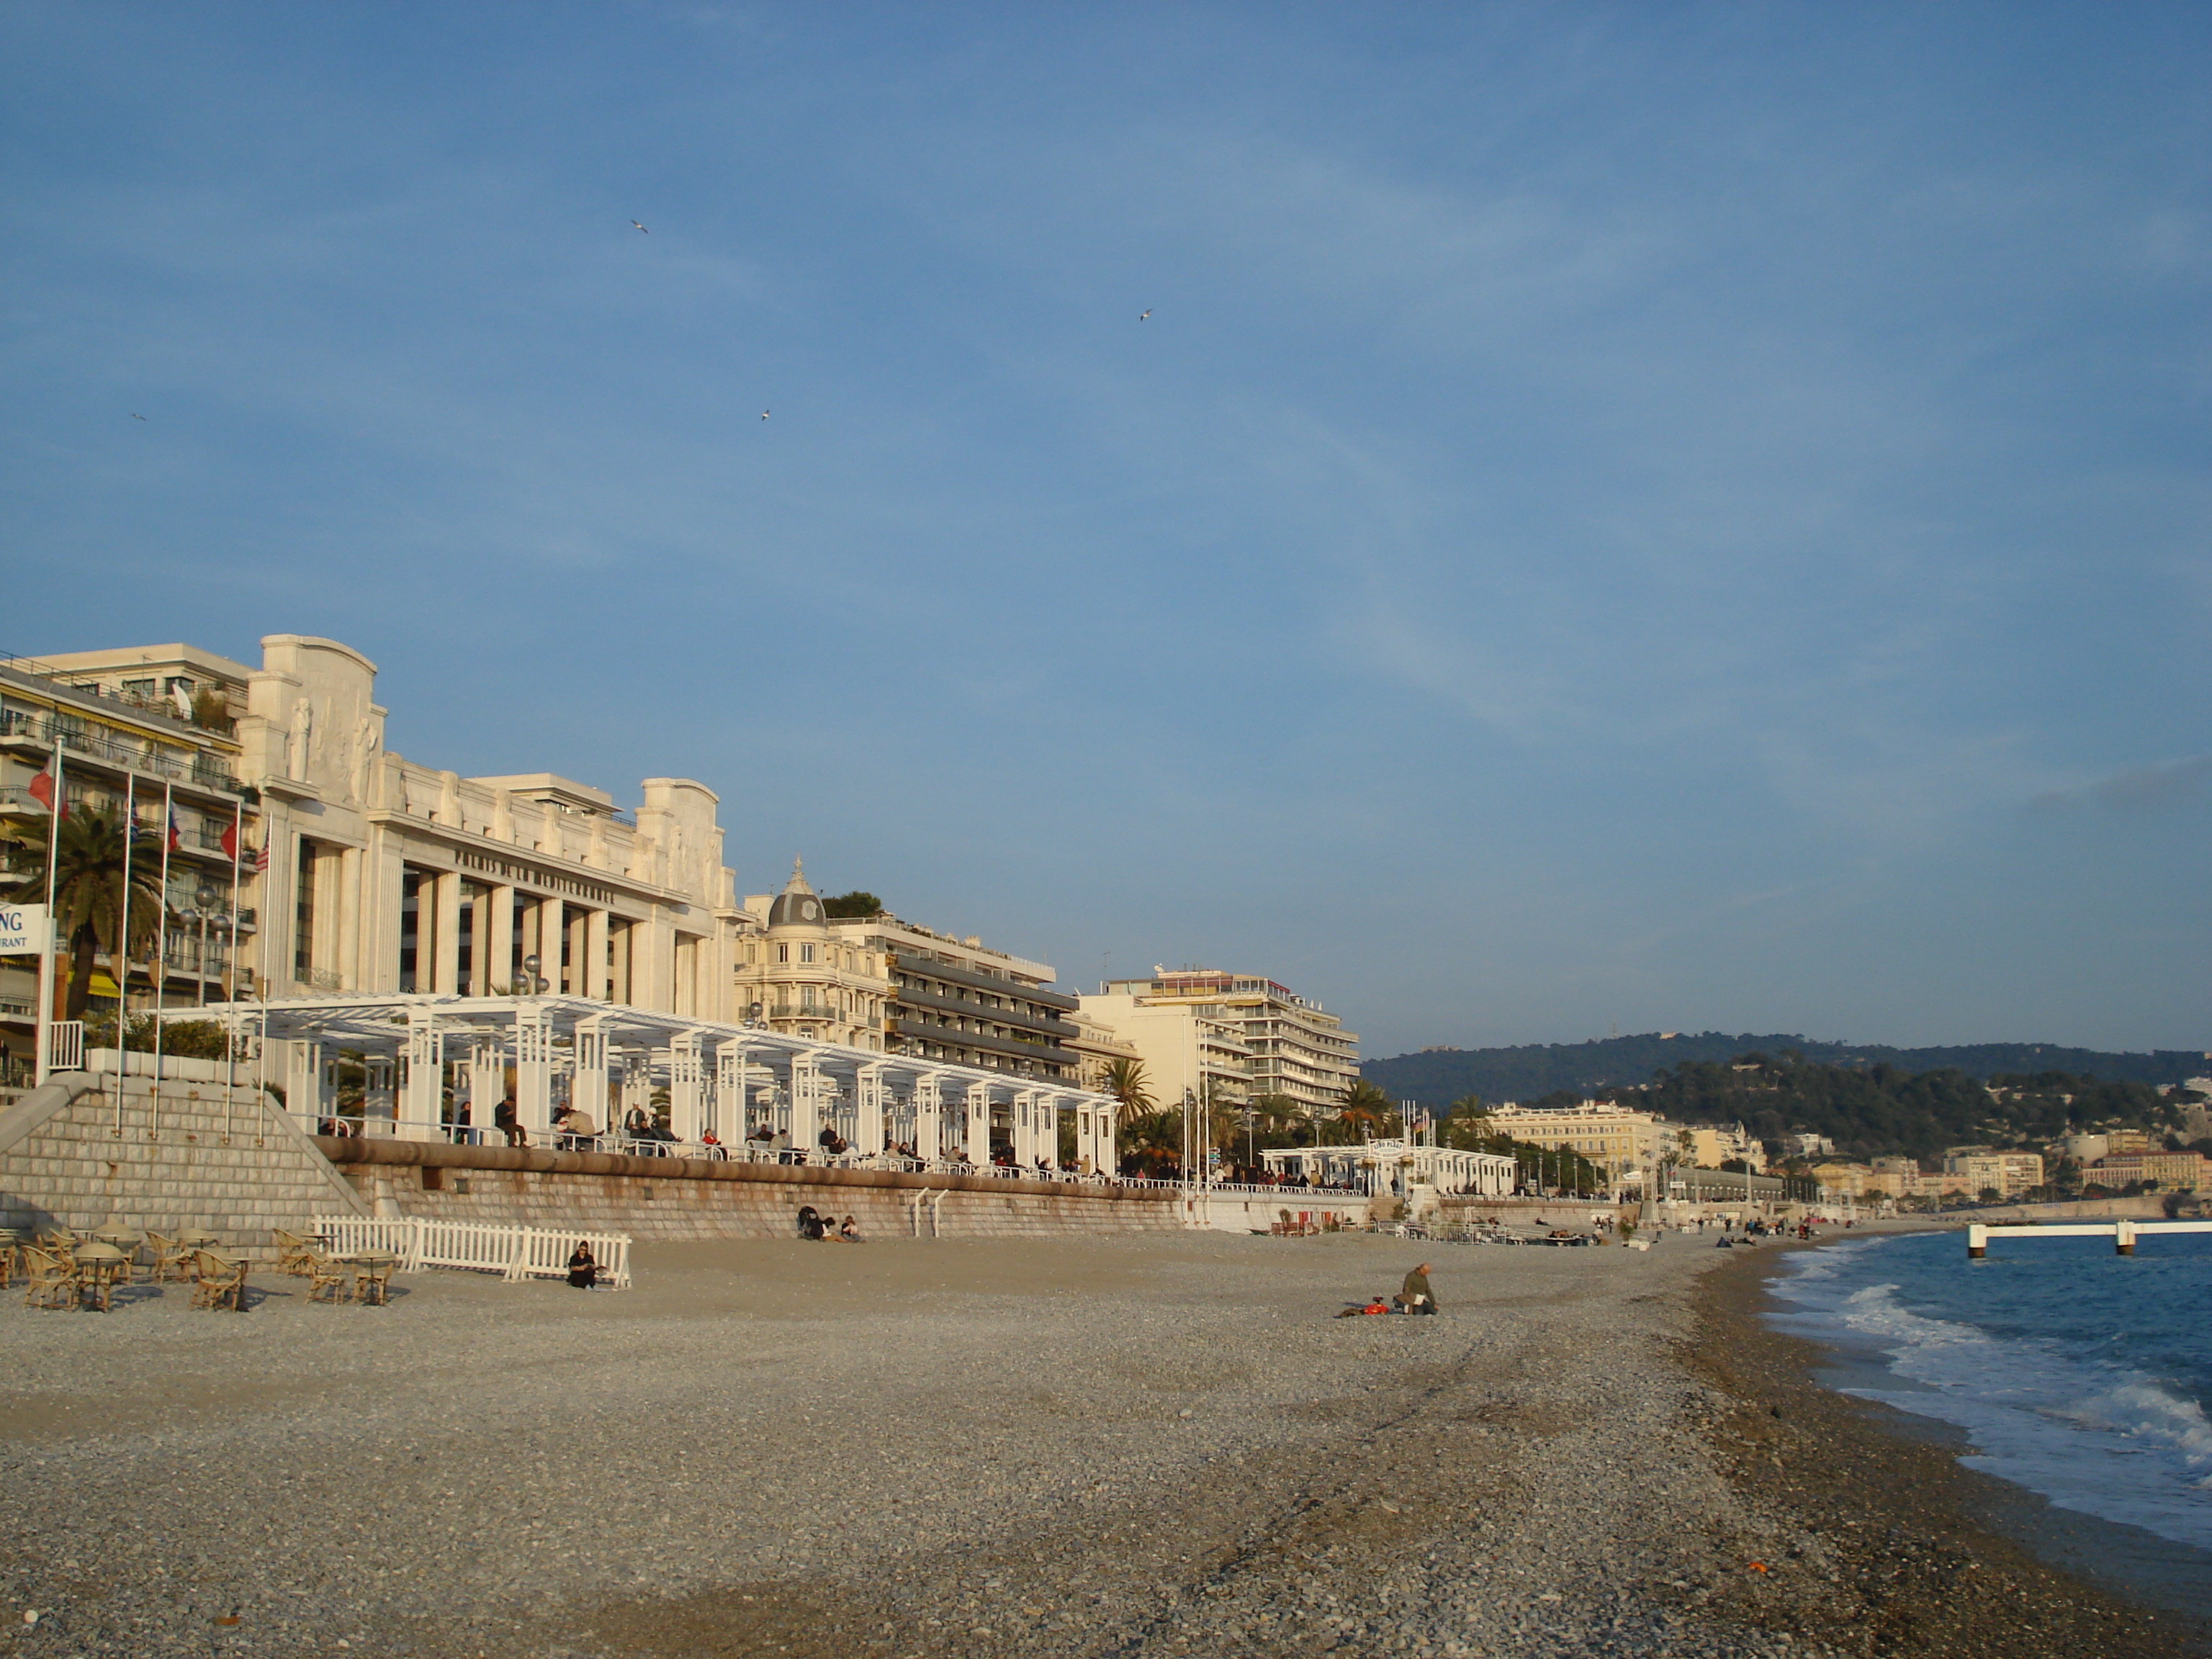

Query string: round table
[176,1231,220,1248]
[338,1253,399,1305]
[72,1242,128,1311]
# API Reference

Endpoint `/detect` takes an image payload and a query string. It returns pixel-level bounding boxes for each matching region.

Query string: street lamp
[193,885,220,1009]
[521,953,548,996]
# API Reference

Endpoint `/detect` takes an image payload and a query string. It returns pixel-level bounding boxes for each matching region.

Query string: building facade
[1943,1151,2044,1197]
[1085,968,1359,1115]
[1,647,259,1059]
[1474,1100,1672,1188]
[22,635,744,1028]
[1075,992,1253,1108]
[730,862,892,1050]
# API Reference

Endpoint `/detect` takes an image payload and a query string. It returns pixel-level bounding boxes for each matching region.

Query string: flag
[220,819,238,861]
[166,809,181,854]
[252,842,269,873]
[27,766,53,811]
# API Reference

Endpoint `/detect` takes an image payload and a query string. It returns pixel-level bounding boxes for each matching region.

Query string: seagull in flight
[1139,309,1151,320]
[760,410,770,421]
[631,220,649,233]
[130,412,146,421]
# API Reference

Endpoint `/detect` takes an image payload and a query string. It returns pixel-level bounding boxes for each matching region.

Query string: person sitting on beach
[566,1242,598,1289]
[1395,1264,1438,1316]
[795,1205,827,1241]
[837,1215,862,1242]
[748,1121,775,1145]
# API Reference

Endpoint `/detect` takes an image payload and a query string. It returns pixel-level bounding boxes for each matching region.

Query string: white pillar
[572,1015,611,1134]
[465,1036,500,1141]
[715,1039,752,1146]
[287,1038,323,1133]
[912,1070,943,1163]
[790,1055,822,1155]
[1012,1089,1035,1168]
[400,1007,440,1133]
[966,1083,992,1166]
[669,1028,706,1146]
[515,1005,554,1138]
[857,1064,884,1158]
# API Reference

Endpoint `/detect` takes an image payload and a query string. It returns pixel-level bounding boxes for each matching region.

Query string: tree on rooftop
[822,891,884,919]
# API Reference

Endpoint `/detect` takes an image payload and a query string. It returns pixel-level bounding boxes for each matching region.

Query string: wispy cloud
[2029,757,2212,815]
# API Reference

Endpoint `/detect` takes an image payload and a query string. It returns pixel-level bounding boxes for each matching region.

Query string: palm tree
[13,808,166,1020]
[1102,1056,1155,1127]
[1333,1079,1396,1144]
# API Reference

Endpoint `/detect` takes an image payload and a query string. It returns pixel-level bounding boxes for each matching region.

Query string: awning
[86,971,122,998]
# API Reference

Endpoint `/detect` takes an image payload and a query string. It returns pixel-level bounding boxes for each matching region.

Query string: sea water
[1765,1228,2212,1609]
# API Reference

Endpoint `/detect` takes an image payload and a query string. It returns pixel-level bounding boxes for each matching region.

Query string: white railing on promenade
[310,1215,633,1290]
[307,1115,1366,1200]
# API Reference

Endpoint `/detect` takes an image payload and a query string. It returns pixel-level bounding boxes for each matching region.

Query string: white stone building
[1083,968,1359,1115]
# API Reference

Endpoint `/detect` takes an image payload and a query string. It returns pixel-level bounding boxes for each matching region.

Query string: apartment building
[1087,968,1358,1115]
[2090,1151,2206,1191]
[0,647,258,1052]
[1943,1151,2044,1197]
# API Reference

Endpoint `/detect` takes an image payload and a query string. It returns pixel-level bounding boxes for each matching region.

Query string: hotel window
[776,943,788,964]
[800,943,815,964]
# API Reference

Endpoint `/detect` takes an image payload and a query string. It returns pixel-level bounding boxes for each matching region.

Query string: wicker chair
[19,1248,76,1311]
[146,1233,194,1283]
[304,1251,351,1305]
[188,1249,249,1313]
[271,1228,315,1277]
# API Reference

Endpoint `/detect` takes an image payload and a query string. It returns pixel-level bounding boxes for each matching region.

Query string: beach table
[337,1253,398,1307]
[91,1229,144,1278]
[72,1242,129,1312]
[175,1230,221,1251]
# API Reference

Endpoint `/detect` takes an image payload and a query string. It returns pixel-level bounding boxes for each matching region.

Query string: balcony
[892,981,1077,1040]
[0,709,244,796]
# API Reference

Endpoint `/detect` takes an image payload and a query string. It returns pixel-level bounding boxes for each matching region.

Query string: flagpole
[225,796,243,1130]
[116,772,136,1131]
[152,781,174,1134]
[32,739,63,1086]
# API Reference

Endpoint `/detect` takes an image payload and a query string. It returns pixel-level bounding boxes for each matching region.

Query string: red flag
[253,842,270,873]
[166,809,182,853]
[27,766,54,811]
[220,819,238,861]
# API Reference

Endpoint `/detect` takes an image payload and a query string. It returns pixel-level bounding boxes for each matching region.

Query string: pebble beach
[0,1227,2200,1659]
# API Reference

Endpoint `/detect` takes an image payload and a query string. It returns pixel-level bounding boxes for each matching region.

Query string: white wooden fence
[311,1215,632,1289]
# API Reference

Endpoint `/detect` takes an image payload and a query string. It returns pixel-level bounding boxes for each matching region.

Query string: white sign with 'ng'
[0,904,50,956]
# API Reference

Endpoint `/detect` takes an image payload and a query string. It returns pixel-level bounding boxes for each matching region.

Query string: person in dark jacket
[795,1205,827,1241]
[1396,1264,1438,1315]
[566,1242,598,1289]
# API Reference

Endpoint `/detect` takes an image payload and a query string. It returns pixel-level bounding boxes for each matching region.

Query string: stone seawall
[0,1071,369,1257]
[315,1137,1182,1241]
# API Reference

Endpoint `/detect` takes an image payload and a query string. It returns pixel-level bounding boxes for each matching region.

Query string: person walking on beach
[1398,1264,1438,1315]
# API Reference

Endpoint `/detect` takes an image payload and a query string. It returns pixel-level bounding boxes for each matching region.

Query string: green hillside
[1364,1032,2208,1107]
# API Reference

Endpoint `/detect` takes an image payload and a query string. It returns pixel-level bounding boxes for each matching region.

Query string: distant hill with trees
[1364,1031,2208,1107]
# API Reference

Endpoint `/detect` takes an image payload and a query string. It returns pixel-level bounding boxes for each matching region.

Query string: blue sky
[6,3,2208,1058]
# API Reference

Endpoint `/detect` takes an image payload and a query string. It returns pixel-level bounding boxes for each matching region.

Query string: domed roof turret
[766,858,827,930]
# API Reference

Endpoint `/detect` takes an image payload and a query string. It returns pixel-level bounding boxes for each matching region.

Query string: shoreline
[1686,1233,2212,1655]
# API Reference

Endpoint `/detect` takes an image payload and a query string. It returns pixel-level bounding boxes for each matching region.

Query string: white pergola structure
[1262,1138,1516,1199]
[165,992,1120,1177]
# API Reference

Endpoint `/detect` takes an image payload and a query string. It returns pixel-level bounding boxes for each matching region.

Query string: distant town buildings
[1477,1099,1670,1188]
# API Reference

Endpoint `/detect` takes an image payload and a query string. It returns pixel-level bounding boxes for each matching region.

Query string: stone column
[583,909,610,1001]
[481,884,516,995]
[431,872,463,994]
[715,1040,751,1146]
[466,1036,500,1143]
[538,899,565,994]
[287,1039,323,1134]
